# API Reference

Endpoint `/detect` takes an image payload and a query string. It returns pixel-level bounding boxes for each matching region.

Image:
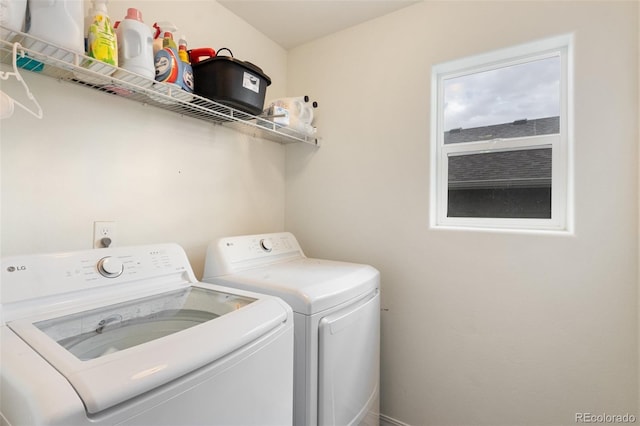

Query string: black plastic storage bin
[191,49,271,116]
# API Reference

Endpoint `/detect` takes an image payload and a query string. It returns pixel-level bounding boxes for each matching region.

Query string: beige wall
[0,0,289,275]
[286,1,639,424]
[2,1,639,424]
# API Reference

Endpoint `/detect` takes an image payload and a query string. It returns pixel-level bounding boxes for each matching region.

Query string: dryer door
[318,289,380,426]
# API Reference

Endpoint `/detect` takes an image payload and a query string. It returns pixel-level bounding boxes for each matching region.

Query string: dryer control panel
[204,232,305,276]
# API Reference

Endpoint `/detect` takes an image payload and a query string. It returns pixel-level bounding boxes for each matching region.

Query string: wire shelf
[0,27,320,146]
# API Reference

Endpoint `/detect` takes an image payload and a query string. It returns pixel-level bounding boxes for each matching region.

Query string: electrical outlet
[93,221,116,248]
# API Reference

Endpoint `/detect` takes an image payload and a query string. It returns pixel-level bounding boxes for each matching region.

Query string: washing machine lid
[7,283,289,414]
[212,258,379,315]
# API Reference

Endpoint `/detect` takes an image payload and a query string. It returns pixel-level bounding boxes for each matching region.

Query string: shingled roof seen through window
[446,117,558,189]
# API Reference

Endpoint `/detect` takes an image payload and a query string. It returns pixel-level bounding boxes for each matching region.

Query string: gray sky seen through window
[443,55,561,132]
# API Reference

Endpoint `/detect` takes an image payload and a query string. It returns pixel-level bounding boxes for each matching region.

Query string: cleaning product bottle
[114,8,154,80]
[152,22,178,56]
[0,0,27,39]
[83,5,94,52]
[86,0,117,66]
[267,96,317,135]
[177,36,194,93]
[154,30,182,85]
[26,0,84,58]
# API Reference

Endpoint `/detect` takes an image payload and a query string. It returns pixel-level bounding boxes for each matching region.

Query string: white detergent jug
[0,0,27,39]
[114,8,154,83]
[26,0,83,62]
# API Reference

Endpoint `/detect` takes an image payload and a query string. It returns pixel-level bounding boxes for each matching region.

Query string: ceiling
[218,0,420,50]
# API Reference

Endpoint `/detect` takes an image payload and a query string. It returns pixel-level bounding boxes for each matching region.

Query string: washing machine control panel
[1,244,193,306]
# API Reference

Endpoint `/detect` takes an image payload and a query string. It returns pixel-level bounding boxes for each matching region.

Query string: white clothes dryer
[203,232,380,426]
[1,243,294,426]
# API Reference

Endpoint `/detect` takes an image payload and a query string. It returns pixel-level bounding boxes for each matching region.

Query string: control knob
[259,239,273,252]
[97,256,124,278]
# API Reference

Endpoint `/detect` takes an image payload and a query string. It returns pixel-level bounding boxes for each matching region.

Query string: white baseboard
[380,413,411,426]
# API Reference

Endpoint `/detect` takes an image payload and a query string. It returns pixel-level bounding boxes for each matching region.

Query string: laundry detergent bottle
[0,0,27,39]
[27,0,84,54]
[154,30,182,85]
[86,0,117,66]
[114,8,154,80]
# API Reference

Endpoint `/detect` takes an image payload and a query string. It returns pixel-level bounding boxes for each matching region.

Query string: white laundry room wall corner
[286,1,639,425]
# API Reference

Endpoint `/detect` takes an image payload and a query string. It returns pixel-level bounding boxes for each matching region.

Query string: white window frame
[430,34,574,232]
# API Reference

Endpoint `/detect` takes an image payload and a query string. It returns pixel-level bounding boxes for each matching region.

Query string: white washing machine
[202,232,380,426]
[0,243,294,426]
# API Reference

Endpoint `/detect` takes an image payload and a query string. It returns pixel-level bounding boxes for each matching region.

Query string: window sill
[429,223,575,237]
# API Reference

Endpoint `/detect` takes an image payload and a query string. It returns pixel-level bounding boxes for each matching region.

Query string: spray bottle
[86,0,117,66]
[152,22,178,56]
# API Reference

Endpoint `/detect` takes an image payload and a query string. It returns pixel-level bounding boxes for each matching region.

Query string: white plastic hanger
[0,42,43,119]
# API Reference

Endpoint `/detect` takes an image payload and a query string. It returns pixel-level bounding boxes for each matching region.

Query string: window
[430,35,573,231]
